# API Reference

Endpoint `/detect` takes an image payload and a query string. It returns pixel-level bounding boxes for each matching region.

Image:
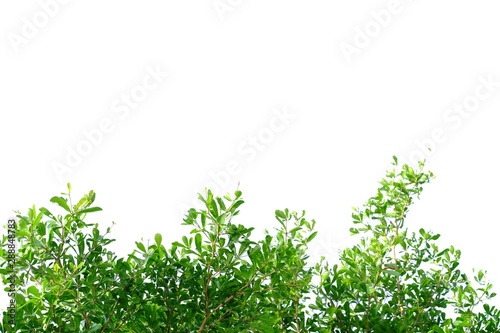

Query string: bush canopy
[1,158,499,332]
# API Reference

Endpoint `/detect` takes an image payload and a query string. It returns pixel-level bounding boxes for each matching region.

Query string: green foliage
[1,158,499,332]
[311,159,500,332]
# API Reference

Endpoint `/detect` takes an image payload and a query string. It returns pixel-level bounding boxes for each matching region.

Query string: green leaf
[275,210,286,220]
[430,234,441,240]
[154,233,162,246]
[50,196,71,212]
[36,222,46,237]
[171,241,184,249]
[27,285,40,296]
[217,213,226,225]
[74,196,88,211]
[17,229,30,237]
[39,207,55,219]
[384,269,401,277]
[195,233,202,253]
[231,199,244,212]
[216,197,226,211]
[33,211,43,228]
[78,236,85,256]
[136,241,146,252]
[182,235,189,247]
[201,211,207,229]
[307,231,318,243]
[92,227,99,239]
[77,207,103,214]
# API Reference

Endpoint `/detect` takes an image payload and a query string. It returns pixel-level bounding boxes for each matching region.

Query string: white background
[1,0,499,310]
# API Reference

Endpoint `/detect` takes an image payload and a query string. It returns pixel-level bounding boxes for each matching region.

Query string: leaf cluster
[1,159,499,332]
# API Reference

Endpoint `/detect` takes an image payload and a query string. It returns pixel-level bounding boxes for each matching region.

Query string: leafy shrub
[1,158,499,332]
